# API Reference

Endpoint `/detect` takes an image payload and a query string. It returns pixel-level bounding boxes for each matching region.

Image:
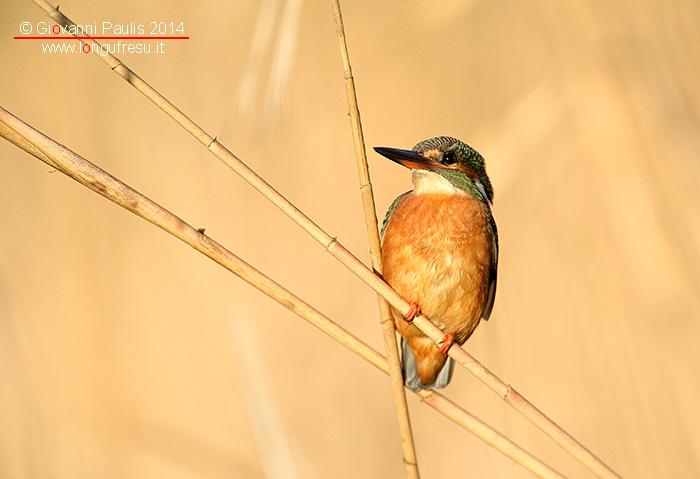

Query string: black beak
[373,147,434,171]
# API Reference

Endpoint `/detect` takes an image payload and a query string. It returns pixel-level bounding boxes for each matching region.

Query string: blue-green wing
[481,208,498,321]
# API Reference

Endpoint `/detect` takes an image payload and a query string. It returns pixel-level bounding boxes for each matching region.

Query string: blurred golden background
[2,1,700,477]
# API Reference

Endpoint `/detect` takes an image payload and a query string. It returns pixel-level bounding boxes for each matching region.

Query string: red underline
[14,36,189,40]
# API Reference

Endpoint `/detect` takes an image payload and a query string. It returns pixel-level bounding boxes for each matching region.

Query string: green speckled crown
[412,136,464,153]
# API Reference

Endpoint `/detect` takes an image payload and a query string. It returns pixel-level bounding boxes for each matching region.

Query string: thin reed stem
[26,3,621,478]
[0,104,567,479]
[328,1,419,477]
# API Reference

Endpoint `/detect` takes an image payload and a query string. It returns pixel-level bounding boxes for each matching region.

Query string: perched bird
[375,136,498,390]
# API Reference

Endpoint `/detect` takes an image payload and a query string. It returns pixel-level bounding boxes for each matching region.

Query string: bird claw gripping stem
[438,333,455,354]
[403,303,421,324]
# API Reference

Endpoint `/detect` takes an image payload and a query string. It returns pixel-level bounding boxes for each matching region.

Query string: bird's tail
[401,337,455,391]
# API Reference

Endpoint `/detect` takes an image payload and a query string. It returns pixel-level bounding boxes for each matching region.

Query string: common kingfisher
[375,136,498,390]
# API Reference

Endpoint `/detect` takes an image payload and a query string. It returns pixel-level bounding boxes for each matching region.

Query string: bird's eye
[442,151,457,165]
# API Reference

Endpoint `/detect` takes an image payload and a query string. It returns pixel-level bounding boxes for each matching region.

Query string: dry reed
[328,1,419,477]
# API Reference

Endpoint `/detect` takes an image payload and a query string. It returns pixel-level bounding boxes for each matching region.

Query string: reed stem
[328,1,419,477]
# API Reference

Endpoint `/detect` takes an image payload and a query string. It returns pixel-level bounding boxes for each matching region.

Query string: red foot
[403,303,421,324]
[438,333,455,354]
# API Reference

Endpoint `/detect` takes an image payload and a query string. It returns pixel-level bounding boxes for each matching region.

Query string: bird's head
[374,136,493,204]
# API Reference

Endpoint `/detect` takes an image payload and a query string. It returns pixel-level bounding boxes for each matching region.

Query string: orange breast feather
[381,190,494,378]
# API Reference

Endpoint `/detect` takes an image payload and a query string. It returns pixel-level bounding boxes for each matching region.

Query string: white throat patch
[411,169,464,196]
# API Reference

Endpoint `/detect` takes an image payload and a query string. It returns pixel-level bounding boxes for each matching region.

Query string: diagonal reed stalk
[328,1,419,477]
[1,105,566,479]
[26,2,622,478]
